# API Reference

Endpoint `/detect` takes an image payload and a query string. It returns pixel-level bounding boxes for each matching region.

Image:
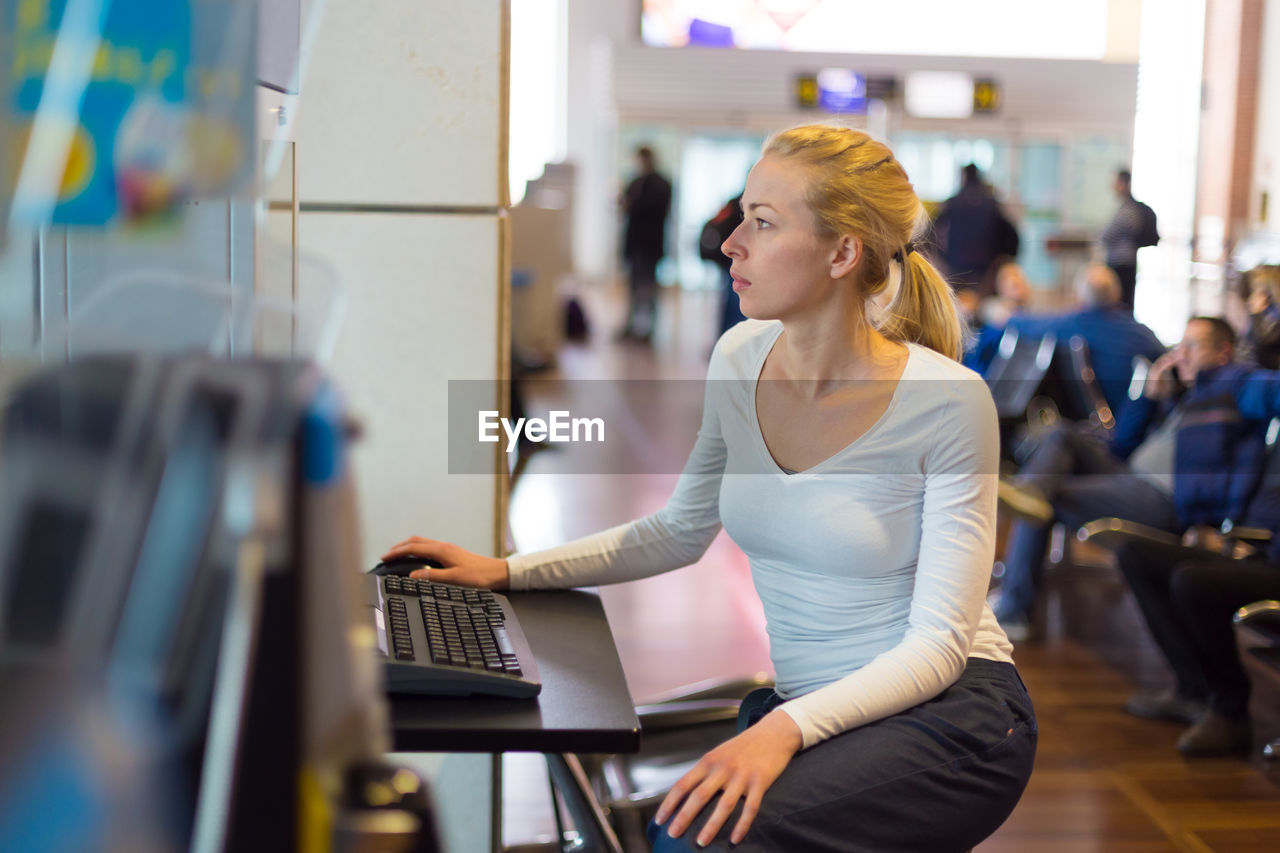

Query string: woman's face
[721,155,850,322]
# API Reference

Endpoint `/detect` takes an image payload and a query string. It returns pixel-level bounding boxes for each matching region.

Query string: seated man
[1002,264,1166,422]
[993,317,1268,638]
[1113,338,1280,756]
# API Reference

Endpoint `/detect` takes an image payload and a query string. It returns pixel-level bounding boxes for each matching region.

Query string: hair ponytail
[763,125,966,361]
[878,244,964,361]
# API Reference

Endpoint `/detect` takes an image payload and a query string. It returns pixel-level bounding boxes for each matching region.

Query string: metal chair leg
[544,754,624,853]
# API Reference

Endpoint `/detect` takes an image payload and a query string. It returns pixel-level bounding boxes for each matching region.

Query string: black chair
[1233,600,1280,759]
[984,328,1058,464]
[1127,355,1153,404]
[984,327,1057,421]
[1047,335,1115,431]
[1031,353,1156,571]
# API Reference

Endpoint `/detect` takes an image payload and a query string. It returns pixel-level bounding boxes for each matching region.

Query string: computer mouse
[369,556,443,576]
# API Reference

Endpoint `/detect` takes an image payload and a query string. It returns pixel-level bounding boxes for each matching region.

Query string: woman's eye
[754,218,771,230]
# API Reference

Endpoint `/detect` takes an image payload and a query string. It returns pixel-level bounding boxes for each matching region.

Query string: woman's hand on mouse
[381,537,510,589]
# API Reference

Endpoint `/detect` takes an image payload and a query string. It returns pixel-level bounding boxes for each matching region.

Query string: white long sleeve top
[506,320,1014,749]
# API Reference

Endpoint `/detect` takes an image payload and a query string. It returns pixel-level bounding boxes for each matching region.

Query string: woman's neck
[772,312,905,399]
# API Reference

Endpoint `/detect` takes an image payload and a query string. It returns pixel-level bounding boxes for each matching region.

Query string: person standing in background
[1099,168,1160,312]
[932,163,1020,296]
[619,146,673,343]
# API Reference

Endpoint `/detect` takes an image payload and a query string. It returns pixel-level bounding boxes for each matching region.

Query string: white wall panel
[297,0,504,206]
[298,212,502,564]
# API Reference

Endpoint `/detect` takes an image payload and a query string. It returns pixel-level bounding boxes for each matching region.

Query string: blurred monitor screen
[903,71,974,119]
[640,0,1109,59]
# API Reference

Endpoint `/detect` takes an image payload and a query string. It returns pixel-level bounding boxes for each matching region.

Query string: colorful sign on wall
[4,0,256,226]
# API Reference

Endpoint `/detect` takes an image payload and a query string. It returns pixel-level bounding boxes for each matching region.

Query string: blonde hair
[762,125,962,360]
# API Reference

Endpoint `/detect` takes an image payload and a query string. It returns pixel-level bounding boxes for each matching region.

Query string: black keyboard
[367,574,541,698]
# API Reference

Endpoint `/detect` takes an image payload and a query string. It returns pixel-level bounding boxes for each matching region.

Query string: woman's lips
[731,274,751,293]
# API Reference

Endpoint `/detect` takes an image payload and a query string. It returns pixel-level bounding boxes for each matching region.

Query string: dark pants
[625,252,661,337]
[648,659,1036,853]
[1114,538,1280,716]
[1109,263,1137,312]
[996,424,1180,623]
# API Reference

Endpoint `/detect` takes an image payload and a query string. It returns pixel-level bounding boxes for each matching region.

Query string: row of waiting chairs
[983,326,1126,464]
[984,328,1280,761]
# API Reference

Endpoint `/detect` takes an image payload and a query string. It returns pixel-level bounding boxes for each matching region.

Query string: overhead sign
[795,74,819,108]
[866,75,897,101]
[795,70,867,114]
[903,70,974,119]
[816,68,866,114]
[973,78,1001,113]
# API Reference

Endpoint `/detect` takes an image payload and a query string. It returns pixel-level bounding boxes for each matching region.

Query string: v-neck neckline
[747,323,914,477]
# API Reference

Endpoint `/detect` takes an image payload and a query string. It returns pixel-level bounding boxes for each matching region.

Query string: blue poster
[4,0,256,226]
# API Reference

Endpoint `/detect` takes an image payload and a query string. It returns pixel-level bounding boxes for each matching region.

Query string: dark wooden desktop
[389,588,641,755]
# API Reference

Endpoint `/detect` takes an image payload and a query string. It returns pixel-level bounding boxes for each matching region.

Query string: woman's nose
[722,225,744,258]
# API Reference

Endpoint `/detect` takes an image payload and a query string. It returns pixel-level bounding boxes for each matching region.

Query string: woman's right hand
[381,536,510,589]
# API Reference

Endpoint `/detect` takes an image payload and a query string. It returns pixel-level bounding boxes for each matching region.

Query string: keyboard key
[492,626,516,656]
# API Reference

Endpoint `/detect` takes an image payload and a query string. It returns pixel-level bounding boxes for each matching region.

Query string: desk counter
[389,588,641,754]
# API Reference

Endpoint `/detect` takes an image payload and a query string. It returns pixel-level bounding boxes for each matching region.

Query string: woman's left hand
[653,709,804,846]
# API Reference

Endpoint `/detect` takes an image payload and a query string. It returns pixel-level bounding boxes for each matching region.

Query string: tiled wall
[296,0,509,569]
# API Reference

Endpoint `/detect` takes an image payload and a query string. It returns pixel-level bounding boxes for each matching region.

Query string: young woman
[383,125,1036,852]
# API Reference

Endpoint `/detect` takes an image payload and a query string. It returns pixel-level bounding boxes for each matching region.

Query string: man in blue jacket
[992,317,1267,637]
[1107,318,1280,756]
[1002,264,1166,422]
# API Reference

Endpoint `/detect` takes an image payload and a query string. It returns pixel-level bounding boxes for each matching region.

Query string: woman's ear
[829,234,862,279]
